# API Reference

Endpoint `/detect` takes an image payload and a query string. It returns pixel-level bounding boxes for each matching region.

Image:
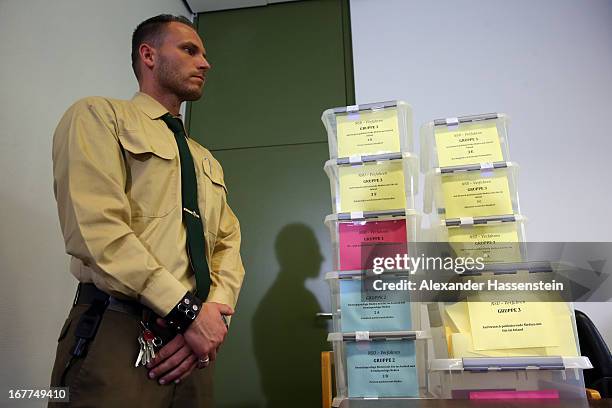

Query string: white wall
[350,0,612,345]
[0,1,189,404]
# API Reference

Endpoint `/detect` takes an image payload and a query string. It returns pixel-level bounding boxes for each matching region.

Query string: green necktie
[160,113,211,300]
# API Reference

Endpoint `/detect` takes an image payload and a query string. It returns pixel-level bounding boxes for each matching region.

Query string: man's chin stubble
[180,88,203,101]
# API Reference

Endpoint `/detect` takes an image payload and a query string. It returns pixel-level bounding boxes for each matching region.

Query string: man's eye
[183,47,194,55]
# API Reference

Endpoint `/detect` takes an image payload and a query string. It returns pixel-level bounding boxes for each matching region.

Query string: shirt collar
[131,92,181,120]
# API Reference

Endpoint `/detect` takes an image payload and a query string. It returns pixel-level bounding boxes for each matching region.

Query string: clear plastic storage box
[428,298,583,362]
[423,162,520,220]
[322,101,413,160]
[325,270,422,333]
[428,356,592,399]
[324,153,419,214]
[427,298,591,400]
[420,113,511,172]
[432,214,527,264]
[328,331,430,406]
[325,210,422,272]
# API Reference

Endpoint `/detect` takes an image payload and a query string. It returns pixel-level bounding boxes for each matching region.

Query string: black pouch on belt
[61,288,109,386]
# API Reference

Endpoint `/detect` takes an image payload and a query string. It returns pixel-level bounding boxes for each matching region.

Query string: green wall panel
[189,0,350,150]
[212,143,332,407]
[187,1,354,405]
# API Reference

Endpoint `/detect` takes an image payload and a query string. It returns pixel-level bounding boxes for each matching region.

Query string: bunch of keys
[135,321,162,367]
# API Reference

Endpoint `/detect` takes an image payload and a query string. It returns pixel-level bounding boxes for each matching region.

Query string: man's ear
[139,43,156,71]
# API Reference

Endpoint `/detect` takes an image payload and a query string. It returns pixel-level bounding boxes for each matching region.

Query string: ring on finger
[197,356,210,369]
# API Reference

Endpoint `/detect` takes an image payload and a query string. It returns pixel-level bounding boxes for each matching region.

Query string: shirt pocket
[200,156,227,237]
[118,129,178,218]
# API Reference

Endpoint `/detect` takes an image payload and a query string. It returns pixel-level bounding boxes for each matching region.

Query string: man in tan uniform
[49,14,244,407]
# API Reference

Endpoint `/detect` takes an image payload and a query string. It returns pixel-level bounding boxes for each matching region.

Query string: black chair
[575,309,612,398]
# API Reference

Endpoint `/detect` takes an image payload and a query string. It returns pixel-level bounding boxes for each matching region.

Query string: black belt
[72,283,175,346]
[74,283,143,317]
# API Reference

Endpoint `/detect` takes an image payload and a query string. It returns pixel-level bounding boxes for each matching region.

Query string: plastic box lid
[324,210,422,273]
[323,101,413,160]
[431,214,528,264]
[328,330,430,342]
[429,356,592,372]
[420,112,511,172]
[329,329,431,403]
[325,152,419,214]
[324,269,424,333]
[423,161,520,218]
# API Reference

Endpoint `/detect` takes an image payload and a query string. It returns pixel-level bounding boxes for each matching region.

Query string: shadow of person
[252,223,328,408]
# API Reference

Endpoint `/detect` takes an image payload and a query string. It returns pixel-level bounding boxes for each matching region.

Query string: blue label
[346,340,419,398]
[340,279,412,332]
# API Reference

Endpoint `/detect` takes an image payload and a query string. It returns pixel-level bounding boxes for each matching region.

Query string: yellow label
[445,303,547,358]
[451,332,547,358]
[441,172,513,218]
[444,301,577,358]
[467,301,558,350]
[337,109,400,157]
[448,223,522,263]
[450,333,483,357]
[338,161,406,212]
[445,301,471,333]
[435,122,503,167]
[544,305,578,356]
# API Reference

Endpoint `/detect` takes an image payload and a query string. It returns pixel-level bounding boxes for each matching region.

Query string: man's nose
[198,56,211,72]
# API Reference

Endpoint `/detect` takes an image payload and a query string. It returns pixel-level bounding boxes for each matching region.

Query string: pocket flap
[202,157,227,193]
[118,129,176,160]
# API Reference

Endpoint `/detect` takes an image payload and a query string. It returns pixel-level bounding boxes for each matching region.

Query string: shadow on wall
[252,223,328,408]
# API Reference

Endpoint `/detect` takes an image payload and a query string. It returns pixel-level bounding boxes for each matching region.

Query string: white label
[350,211,365,220]
[355,331,370,341]
[349,155,363,164]
[460,217,474,226]
[445,117,459,126]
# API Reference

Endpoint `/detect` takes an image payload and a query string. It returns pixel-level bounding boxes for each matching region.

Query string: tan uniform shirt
[52,92,245,317]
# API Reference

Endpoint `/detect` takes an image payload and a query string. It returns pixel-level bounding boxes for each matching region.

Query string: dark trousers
[49,305,214,408]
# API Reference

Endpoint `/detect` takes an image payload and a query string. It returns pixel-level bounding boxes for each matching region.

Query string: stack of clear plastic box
[321,101,429,406]
[420,113,592,400]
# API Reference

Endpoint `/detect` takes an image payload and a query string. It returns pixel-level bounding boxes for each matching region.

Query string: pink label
[469,389,559,400]
[338,219,408,271]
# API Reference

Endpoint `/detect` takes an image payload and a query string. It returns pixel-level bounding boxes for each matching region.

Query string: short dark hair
[131,14,196,79]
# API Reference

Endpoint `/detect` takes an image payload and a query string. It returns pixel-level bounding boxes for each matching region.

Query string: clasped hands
[146,302,233,385]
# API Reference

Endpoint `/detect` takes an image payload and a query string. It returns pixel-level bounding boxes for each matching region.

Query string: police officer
[49,14,245,407]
